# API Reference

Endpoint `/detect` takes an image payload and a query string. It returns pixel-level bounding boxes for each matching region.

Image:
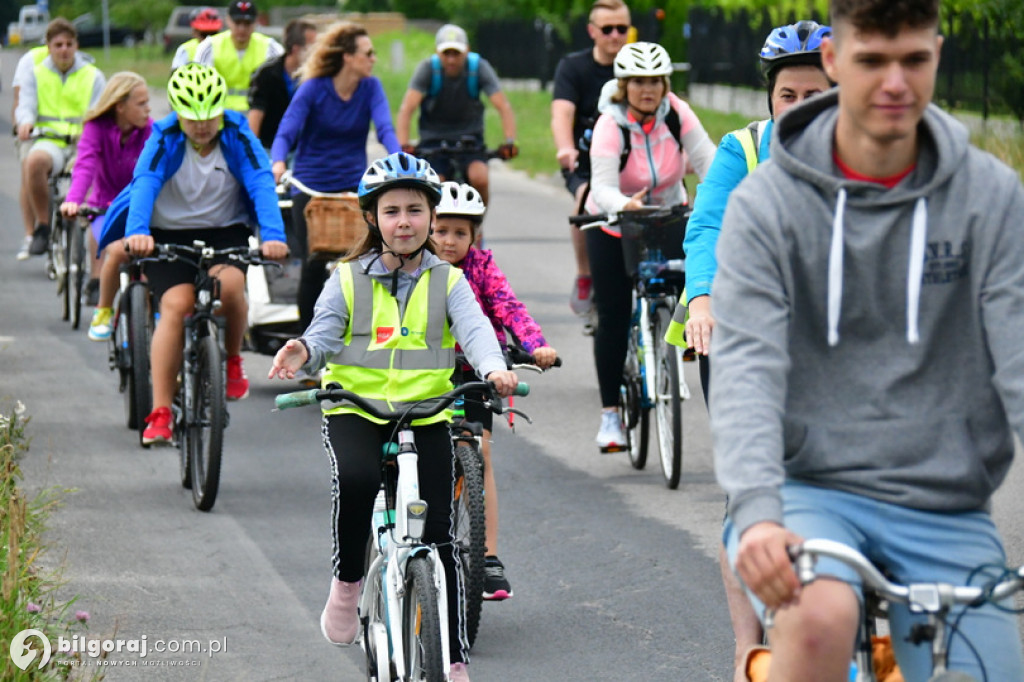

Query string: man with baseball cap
[395,23,517,211]
[195,0,283,112]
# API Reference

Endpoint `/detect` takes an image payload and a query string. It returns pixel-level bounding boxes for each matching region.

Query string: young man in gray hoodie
[712,0,1024,680]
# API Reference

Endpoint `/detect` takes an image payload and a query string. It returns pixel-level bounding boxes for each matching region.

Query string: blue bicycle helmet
[759,20,831,79]
[357,152,443,211]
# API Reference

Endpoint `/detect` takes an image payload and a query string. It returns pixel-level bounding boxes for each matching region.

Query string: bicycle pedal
[582,322,596,337]
[682,347,696,362]
[600,444,628,454]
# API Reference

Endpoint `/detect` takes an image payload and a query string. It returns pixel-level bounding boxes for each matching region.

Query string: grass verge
[0,401,102,681]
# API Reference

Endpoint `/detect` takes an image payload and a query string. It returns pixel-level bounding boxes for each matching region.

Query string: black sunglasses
[594,23,630,35]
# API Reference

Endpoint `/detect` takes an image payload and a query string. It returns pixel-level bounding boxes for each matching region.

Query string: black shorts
[143,225,251,302]
[561,167,589,198]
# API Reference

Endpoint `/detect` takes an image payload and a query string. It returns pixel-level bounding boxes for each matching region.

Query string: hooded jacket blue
[99,110,285,250]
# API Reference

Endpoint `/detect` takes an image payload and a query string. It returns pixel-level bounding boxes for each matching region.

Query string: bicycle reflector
[405,500,428,541]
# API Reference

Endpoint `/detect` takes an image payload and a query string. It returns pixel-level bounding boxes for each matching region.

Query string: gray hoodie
[711,89,1024,537]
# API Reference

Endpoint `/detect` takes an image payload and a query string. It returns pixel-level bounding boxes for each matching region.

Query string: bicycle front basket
[304,195,364,258]
[619,206,689,277]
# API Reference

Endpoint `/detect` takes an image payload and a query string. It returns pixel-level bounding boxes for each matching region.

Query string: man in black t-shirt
[551,0,631,321]
[247,19,317,152]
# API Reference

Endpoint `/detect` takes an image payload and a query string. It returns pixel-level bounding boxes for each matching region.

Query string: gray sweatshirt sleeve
[447,275,507,379]
[979,172,1024,438]
[709,180,792,538]
[300,269,349,372]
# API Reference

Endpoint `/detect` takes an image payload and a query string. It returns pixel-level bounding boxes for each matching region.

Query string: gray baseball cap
[435,24,468,53]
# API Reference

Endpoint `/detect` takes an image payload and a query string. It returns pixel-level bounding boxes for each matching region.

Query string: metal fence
[686,6,1023,121]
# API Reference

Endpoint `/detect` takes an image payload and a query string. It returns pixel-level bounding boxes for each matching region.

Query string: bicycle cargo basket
[304,194,364,257]
[619,206,689,277]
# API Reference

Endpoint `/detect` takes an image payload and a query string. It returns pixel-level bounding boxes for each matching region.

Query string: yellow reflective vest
[210,30,271,111]
[34,60,100,144]
[180,38,201,64]
[322,261,462,426]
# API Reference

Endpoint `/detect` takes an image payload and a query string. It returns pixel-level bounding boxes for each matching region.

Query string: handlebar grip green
[275,389,320,410]
[514,382,530,397]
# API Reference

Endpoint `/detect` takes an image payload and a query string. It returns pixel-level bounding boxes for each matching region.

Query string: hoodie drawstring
[906,197,928,345]
[827,188,847,346]
[826,190,928,347]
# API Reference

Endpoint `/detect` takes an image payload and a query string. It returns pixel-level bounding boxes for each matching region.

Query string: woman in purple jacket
[270,21,401,331]
[61,71,153,341]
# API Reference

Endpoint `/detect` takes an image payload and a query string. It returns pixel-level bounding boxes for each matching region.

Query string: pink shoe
[449,662,471,682]
[320,578,360,646]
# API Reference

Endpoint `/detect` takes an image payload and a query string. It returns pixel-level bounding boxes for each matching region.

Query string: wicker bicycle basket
[304,194,364,257]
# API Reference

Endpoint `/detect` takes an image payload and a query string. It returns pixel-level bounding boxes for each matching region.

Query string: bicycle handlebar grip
[568,213,608,226]
[274,389,321,410]
[514,382,530,397]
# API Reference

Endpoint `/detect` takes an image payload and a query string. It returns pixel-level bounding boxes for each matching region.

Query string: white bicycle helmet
[436,182,486,219]
[614,42,673,79]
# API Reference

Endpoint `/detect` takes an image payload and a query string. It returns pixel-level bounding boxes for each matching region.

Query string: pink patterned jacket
[457,246,547,354]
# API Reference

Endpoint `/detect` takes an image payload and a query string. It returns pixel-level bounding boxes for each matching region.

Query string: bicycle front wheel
[622,323,650,469]
[361,553,391,682]
[127,283,152,440]
[403,556,444,682]
[453,443,486,647]
[189,331,225,511]
[653,305,683,489]
[69,222,87,329]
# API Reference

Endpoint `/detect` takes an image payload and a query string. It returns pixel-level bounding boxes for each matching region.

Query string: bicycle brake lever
[502,407,532,424]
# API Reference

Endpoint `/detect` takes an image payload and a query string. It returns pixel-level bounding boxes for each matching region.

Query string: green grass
[79,33,1024,181]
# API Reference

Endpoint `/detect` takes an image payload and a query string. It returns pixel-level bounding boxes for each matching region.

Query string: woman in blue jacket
[667,22,832,682]
[103,64,288,445]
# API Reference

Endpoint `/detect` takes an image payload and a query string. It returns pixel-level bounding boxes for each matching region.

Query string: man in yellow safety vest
[195,0,283,113]
[14,17,105,258]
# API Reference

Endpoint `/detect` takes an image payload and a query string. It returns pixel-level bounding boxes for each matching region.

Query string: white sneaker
[16,236,32,261]
[595,410,626,452]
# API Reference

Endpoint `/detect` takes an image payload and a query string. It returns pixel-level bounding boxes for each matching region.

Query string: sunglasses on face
[594,23,630,35]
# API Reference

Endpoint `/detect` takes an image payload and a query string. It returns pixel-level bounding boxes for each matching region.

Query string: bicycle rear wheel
[127,283,152,440]
[189,330,225,511]
[69,222,87,329]
[403,556,444,682]
[622,322,650,469]
[653,305,683,489]
[453,443,486,647]
[53,216,70,320]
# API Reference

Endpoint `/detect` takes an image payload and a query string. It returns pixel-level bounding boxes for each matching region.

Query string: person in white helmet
[584,41,715,451]
[432,181,558,602]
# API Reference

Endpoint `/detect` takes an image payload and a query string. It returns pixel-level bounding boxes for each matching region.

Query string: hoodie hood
[772,89,970,346]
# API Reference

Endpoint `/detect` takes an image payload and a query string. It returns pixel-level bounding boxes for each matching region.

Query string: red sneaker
[142,406,173,446]
[570,275,593,315]
[226,355,249,401]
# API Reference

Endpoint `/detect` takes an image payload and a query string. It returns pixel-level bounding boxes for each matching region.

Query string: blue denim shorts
[724,482,1024,682]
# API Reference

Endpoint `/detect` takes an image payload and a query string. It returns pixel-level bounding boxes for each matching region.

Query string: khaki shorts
[22,139,74,174]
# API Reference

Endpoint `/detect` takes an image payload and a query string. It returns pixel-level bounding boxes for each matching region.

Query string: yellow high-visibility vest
[322,261,462,426]
[210,30,271,111]
[34,61,99,144]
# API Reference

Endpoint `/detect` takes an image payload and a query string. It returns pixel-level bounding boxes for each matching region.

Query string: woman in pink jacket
[585,42,715,450]
[60,71,153,341]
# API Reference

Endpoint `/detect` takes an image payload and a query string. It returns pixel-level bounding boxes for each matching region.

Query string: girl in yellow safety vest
[268,152,516,682]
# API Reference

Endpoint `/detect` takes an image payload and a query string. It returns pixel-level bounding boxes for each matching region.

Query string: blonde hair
[84,72,147,123]
[298,21,368,81]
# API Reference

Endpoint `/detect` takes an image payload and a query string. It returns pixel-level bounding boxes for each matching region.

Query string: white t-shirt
[151,143,248,230]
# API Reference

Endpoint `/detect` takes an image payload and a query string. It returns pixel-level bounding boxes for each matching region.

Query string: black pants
[323,414,469,663]
[290,192,333,331]
[585,226,633,408]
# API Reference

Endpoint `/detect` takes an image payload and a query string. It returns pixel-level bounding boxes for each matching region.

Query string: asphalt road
[2,48,1023,682]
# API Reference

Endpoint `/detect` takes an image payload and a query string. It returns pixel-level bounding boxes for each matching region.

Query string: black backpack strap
[618,124,632,173]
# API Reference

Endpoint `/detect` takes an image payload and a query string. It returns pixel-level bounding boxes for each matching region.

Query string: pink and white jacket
[586,89,715,233]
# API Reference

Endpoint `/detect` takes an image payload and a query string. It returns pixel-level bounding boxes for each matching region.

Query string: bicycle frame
[365,426,452,681]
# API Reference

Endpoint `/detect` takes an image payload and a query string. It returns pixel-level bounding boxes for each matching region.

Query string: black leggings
[586,226,633,408]
[290,192,334,331]
[323,414,469,663]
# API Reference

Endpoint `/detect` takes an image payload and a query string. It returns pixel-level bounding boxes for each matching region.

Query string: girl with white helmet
[584,41,716,451]
[269,154,517,682]
[433,181,558,601]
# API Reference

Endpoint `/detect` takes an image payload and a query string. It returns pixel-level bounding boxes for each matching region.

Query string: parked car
[6,5,49,46]
[73,12,145,48]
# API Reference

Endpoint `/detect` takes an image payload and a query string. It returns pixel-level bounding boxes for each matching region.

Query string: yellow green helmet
[167,63,226,121]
